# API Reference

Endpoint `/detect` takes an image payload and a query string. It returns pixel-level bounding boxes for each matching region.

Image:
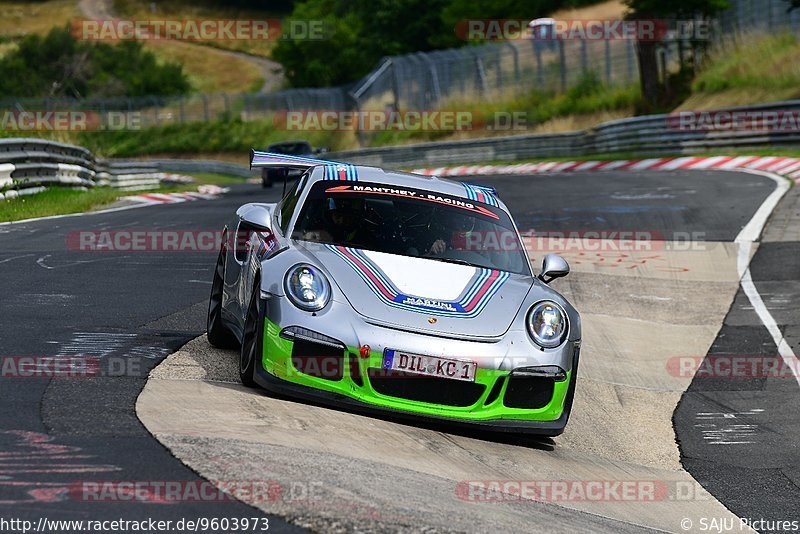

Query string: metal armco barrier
[120,159,258,179]
[0,140,228,198]
[0,139,97,199]
[3,98,800,198]
[327,100,800,167]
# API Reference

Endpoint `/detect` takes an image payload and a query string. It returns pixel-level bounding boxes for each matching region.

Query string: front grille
[368,369,485,407]
[348,353,363,386]
[503,375,554,409]
[483,376,506,406]
[291,339,344,381]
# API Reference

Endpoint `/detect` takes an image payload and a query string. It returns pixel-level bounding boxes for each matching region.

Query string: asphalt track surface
[675,185,800,526]
[0,169,797,532]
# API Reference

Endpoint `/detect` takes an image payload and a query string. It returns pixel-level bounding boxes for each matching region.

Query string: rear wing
[250,149,359,182]
[250,149,337,170]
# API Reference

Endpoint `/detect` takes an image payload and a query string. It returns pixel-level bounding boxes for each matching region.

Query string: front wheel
[207,248,238,349]
[239,287,263,388]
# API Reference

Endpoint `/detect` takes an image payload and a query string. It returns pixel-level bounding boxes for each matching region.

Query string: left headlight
[526,301,568,348]
[284,264,331,311]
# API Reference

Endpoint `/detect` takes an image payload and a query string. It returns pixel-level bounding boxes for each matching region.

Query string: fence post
[605,40,612,84]
[626,40,635,83]
[558,40,567,92]
[580,39,588,72]
[455,50,467,96]
[475,52,488,96]
[389,60,400,111]
[203,94,209,122]
[534,41,544,86]
[419,53,442,106]
[495,47,503,94]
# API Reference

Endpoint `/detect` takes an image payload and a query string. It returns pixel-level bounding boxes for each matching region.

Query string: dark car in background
[261,140,327,188]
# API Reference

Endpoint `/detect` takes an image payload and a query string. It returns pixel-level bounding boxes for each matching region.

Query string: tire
[207,247,238,349]
[261,169,274,188]
[239,284,263,388]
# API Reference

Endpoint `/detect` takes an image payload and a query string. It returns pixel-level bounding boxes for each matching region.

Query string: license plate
[382,349,477,382]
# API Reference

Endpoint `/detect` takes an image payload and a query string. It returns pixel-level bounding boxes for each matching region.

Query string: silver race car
[207,150,581,435]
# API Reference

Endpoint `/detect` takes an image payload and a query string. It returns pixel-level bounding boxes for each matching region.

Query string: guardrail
[327,100,800,167]
[3,99,800,199]
[0,139,97,199]
[120,159,257,179]
[0,139,227,199]
[96,158,257,191]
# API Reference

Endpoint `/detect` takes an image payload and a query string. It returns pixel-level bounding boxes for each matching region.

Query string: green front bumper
[259,319,572,425]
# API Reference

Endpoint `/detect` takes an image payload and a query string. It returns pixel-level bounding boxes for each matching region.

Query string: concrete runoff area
[138,240,753,532]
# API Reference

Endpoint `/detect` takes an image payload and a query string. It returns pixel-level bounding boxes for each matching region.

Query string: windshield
[292,180,530,275]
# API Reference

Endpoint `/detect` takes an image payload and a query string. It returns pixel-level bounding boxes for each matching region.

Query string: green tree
[624,0,729,110]
[0,26,190,99]
[273,0,454,87]
[275,0,613,87]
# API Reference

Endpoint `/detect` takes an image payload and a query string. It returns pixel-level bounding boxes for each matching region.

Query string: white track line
[732,168,800,387]
[0,202,152,226]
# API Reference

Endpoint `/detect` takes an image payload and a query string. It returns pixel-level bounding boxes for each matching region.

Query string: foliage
[0,26,190,98]
[693,33,800,93]
[76,117,346,157]
[623,0,730,110]
[273,0,600,88]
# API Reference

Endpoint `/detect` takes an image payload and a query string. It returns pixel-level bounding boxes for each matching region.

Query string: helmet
[326,197,364,214]
[325,197,364,228]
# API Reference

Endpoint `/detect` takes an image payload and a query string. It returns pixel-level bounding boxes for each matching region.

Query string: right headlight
[284,264,331,312]
[526,300,568,348]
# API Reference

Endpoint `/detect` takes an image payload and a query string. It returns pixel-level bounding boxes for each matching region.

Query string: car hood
[303,243,533,338]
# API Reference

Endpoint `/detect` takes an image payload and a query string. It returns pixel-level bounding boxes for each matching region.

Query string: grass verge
[112,0,283,59]
[143,40,264,94]
[0,172,242,223]
[70,74,639,157]
[0,0,263,95]
[76,119,353,157]
[680,32,800,110]
[0,0,77,37]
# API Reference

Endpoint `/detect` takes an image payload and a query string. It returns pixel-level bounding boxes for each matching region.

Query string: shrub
[0,26,190,98]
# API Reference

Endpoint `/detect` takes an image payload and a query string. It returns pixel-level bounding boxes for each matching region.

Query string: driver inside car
[302,197,375,248]
[426,211,476,256]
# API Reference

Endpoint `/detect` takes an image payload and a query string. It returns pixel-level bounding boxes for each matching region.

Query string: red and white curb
[126,185,229,205]
[412,155,800,184]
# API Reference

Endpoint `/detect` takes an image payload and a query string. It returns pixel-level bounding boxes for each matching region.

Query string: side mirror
[236,204,273,231]
[538,253,569,284]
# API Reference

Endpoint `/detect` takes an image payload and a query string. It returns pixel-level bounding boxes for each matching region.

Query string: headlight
[284,264,331,311]
[527,301,567,348]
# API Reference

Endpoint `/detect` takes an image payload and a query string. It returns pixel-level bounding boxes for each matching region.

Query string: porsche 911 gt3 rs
[207,150,581,435]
